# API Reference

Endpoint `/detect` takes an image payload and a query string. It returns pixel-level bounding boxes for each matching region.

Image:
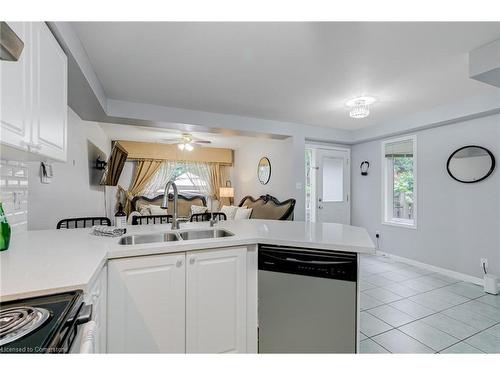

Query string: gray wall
[233,137,295,206]
[28,108,111,230]
[351,114,500,279]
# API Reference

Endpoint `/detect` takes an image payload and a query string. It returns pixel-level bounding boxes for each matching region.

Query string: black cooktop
[0,291,83,354]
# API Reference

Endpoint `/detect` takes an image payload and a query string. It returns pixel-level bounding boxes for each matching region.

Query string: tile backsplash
[0,159,28,233]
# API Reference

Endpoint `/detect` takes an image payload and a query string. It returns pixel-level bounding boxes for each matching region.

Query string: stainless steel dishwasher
[258,244,358,353]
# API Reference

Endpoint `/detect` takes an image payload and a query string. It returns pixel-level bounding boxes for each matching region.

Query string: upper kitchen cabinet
[0,22,31,152]
[0,22,67,162]
[31,22,67,161]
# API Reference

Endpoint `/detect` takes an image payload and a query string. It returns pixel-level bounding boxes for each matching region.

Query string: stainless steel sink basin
[119,232,180,245]
[178,229,234,240]
[118,229,234,245]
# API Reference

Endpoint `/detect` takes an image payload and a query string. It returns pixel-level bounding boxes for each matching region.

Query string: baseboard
[375,250,491,287]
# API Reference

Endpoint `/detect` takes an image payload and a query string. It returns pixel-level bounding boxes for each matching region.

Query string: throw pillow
[191,205,208,215]
[220,205,239,220]
[148,205,168,216]
[234,207,253,220]
[139,206,151,216]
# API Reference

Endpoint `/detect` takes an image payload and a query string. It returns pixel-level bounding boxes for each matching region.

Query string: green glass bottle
[0,202,11,251]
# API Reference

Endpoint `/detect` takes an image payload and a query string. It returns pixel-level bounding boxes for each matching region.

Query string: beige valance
[116,140,233,165]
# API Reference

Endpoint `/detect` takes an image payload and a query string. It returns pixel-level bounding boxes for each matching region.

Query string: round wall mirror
[258,157,271,185]
[447,145,495,183]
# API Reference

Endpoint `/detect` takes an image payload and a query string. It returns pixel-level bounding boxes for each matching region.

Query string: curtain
[182,161,211,197]
[124,159,163,214]
[207,163,221,201]
[141,161,177,198]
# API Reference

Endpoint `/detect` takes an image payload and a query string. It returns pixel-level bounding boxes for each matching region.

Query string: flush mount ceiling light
[346,96,376,119]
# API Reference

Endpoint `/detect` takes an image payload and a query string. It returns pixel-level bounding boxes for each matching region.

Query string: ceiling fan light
[185,143,194,152]
[178,143,185,150]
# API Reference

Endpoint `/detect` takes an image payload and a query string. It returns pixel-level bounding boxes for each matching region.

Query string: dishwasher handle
[264,252,352,266]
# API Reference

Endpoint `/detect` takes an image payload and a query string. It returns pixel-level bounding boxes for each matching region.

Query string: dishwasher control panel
[258,245,357,282]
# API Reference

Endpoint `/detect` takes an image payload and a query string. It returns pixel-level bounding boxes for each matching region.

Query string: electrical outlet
[375,231,380,239]
[481,258,489,268]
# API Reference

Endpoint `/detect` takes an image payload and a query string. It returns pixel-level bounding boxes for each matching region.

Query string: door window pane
[322,157,343,202]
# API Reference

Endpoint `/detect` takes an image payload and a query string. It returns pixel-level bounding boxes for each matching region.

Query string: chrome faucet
[209,196,217,227]
[161,180,180,230]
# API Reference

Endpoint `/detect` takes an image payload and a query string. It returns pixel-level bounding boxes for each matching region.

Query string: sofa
[130,193,207,219]
[238,194,295,220]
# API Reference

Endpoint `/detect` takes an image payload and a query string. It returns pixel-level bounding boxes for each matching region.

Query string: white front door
[316,148,350,224]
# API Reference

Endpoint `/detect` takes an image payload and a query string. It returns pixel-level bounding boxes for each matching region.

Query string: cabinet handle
[19,140,30,150]
[20,141,42,152]
[189,257,196,265]
[176,259,183,267]
[30,143,42,150]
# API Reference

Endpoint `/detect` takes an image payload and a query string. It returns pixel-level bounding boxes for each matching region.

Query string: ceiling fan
[161,133,211,151]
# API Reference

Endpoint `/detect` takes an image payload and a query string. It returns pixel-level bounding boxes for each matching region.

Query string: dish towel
[91,225,126,237]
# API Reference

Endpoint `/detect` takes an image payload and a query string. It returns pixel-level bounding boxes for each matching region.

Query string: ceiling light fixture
[346,96,376,119]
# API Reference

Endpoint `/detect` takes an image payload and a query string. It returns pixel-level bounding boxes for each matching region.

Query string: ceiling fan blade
[159,139,181,144]
[193,140,212,144]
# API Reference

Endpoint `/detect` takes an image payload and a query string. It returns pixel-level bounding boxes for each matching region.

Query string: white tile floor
[359,254,500,353]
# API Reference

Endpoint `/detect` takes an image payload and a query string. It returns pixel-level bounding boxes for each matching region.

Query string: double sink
[119,229,234,246]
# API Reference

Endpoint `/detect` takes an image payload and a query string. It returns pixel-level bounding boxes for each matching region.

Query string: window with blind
[382,135,417,228]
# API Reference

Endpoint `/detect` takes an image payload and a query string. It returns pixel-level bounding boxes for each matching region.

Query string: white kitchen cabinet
[106,246,252,353]
[0,22,31,151]
[85,265,107,353]
[107,253,186,353]
[186,247,247,353]
[31,22,67,161]
[0,22,67,161]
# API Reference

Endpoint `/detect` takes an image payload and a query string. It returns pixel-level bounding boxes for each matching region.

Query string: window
[322,156,343,202]
[382,135,417,228]
[142,161,211,197]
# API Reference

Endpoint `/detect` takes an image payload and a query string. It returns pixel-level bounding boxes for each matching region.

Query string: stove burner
[0,307,50,346]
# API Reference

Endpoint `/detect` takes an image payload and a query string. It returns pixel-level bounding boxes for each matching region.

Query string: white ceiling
[74,22,500,130]
[98,122,265,149]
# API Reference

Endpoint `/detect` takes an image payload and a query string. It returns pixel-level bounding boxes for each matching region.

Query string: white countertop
[0,220,375,302]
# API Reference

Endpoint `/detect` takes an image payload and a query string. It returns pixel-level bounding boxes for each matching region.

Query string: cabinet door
[186,247,247,353]
[108,253,186,353]
[0,22,31,151]
[31,22,67,161]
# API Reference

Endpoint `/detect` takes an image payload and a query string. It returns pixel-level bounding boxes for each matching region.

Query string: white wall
[351,114,500,279]
[233,137,295,206]
[27,108,111,230]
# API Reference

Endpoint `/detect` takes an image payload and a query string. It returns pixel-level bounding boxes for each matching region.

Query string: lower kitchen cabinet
[107,247,249,353]
[186,247,247,353]
[107,253,186,353]
[85,265,107,353]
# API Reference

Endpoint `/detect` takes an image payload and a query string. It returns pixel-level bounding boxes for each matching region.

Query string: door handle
[189,256,196,265]
[318,197,322,202]
[318,205,323,209]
